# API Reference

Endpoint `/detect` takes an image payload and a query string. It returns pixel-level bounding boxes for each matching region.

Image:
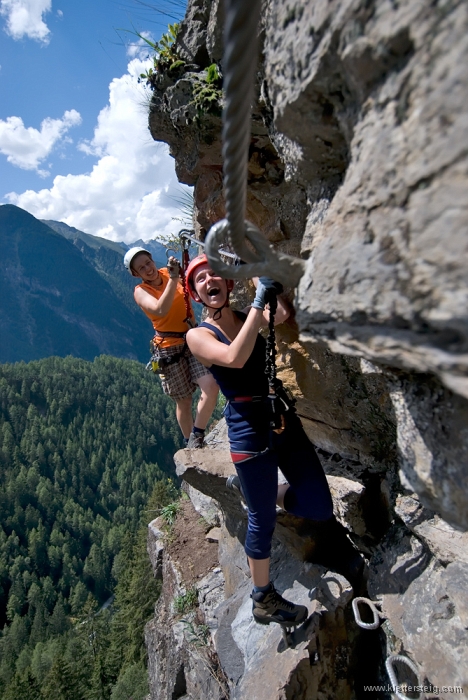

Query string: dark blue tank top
[199,312,269,400]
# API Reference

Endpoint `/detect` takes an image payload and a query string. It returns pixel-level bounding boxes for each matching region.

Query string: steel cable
[204,0,306,287]
[221,0,262,263]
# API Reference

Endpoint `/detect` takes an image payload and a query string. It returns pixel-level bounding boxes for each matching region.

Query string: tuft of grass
[160,501,180,527]
[174,587,198,614]
[182,619,210,647]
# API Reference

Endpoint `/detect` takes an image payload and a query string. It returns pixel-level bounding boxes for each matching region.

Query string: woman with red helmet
[184,255,361,628]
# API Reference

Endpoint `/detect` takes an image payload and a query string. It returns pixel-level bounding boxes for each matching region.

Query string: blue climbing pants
[226,401,333,560]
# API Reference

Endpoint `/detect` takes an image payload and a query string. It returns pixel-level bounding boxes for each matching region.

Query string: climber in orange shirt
[124,247,219,448]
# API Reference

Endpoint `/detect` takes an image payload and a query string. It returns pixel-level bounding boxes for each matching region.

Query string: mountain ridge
[0,205,152,363]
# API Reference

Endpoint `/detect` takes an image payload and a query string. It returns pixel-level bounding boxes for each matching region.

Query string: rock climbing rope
[352,597,385,630]
[165,245,194,326]
[179,239,193,325]
[203,0,306,288]
[385,654,422,700]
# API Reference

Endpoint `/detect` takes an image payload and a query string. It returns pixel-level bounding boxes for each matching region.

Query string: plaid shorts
[156,343,211,399]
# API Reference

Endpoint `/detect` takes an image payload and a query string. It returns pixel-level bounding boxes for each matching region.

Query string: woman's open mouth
[208,287,220,297]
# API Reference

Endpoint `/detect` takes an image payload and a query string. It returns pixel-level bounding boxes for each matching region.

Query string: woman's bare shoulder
[187,326,217,341]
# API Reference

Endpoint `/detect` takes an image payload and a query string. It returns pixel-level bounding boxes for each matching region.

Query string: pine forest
[0,355,185,699]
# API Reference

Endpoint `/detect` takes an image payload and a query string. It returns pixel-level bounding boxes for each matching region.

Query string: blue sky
[0,0,189,242]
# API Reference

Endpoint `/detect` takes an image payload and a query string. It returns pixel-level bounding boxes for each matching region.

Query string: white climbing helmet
[123,246,152,274]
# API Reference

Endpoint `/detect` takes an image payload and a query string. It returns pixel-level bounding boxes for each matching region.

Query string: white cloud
[0,109,81,176]
[6,58,190,243]
[126,31,155,60]
[0,0,52,43]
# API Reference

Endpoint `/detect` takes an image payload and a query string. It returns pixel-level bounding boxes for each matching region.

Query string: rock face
[145,0,467,697]
[145,421,468,698]
[146,424,365,700]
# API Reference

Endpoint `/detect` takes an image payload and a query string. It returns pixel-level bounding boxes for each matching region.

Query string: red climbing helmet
[185,253,234,302]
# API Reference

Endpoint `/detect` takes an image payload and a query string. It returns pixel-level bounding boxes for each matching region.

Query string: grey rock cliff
[145,0,468,696]
[146,423,365,700]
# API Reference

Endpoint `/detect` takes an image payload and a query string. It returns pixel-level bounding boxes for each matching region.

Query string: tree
[41,654,84,700]
[49,598,69,636]
[0,355,196,697]
[29,603,48,646]
[110,663,149,700]
[3,668,41,700]
[71,581,88,615]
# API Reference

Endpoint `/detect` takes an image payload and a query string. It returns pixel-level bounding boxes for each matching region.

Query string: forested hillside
[0,355,183,698]
[0,205,151,364]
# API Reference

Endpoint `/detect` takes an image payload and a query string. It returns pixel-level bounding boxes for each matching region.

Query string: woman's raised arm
[187,307,265,368]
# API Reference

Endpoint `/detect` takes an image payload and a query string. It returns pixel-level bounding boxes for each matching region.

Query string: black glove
[258,277,283,295]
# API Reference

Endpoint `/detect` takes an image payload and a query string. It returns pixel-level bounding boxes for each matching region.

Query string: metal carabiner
[165,247,179,261]
[178,229,194,251]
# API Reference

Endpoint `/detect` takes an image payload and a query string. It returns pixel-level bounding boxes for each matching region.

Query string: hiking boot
[187,431,205,449]
[251,584,308,627]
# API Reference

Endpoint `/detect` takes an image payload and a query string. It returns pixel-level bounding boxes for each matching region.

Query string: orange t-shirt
[135,268,194,348]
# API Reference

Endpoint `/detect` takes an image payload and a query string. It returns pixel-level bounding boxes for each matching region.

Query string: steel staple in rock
[205,219,305,288]
[179,230,239,260]
[352,597,385,630]
[385,655,422,700]
[204,0,306,287]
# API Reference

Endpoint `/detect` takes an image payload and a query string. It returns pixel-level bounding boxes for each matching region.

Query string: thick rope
[204,0,306,286]
[180,247,192,324]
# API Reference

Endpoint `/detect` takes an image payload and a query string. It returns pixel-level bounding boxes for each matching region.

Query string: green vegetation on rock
[138,23,185,88]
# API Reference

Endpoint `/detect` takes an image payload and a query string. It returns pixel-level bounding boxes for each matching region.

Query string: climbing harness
[147,337,188,374]
[352,597,385,630]
[203,0,306,287]
[385,655,422,700]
